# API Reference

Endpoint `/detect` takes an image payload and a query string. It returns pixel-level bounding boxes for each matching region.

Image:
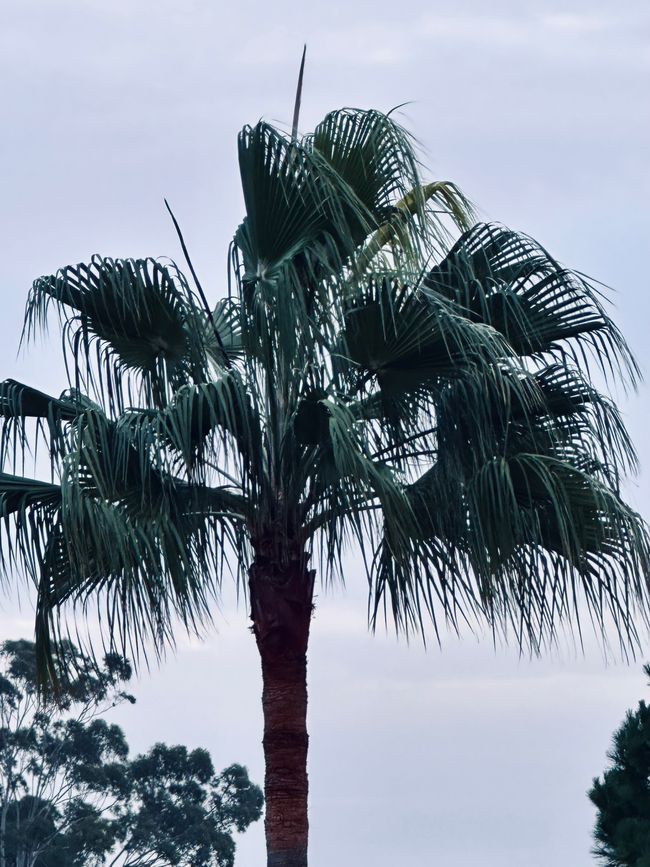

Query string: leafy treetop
[0,106,648,676]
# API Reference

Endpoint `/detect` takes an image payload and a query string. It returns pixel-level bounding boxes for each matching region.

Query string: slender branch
[164,199,230,365]
[306,500,383,535]
[202,460,245,488]
[371,425,438,459]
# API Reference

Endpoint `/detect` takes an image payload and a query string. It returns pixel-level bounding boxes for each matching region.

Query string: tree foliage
[589,664,650,866]
[0,640,262,867]
[0,107,646,673]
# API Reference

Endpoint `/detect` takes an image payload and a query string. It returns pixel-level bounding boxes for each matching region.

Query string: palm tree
[1,106,649,867]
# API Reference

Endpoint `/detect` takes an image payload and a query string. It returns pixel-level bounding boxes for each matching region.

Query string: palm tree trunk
[259,647,309,867]
[249,549,314,867]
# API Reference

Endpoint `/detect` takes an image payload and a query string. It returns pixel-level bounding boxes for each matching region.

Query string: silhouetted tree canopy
[0,640,262,867]
[589,663,650,866]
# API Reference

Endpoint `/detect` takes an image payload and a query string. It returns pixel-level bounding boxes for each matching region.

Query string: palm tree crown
[1,106,648,866]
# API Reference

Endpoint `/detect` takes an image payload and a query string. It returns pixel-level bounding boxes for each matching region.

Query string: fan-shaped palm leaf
[24,256,216,410]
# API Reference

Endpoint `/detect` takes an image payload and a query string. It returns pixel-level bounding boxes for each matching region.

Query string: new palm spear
[2,108,649,867]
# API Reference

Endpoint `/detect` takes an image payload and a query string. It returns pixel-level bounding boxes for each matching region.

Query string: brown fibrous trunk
[249,544,314,867]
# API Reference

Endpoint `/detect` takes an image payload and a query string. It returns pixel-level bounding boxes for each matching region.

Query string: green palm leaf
[310,108,421,224]
[123,373,262,480]
[235,121,371,288]
[309,108,473,264]
[0,379,83,468]
[425,223,638,382]
[0,472,61,589]
[24,256,212,410]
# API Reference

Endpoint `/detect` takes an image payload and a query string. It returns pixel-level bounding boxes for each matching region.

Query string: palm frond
[355,180,475,272]
[431,360,637,502]
[235,121,372,287]
[371,439,650,651]
[0,472,61,516]
[206,298,244,368]
[309,108,421,223]
[298,393,438,591]
[334,273,527,420]
[0,379,78,423]
[425,223,639,384]
[123,371,262,482]
[33,461,249,685]
[23,256,211,410]
[0,472,61,586]
[308,108,473,268]
[0,379,83,470]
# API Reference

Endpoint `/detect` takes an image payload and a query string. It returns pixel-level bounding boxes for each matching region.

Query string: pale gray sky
[1,2,649,865]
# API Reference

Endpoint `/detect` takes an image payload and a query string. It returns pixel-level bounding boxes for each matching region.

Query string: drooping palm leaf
[0,472,61,588]
[24,256,213,410]
[0,379,83,469]
[122,372,262,482]
[425,223,639,383]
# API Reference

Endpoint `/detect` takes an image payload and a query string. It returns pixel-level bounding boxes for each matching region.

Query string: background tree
[589,664,650,866]
[0,639,133,867]
[0,105,648,867]
[0,641,262,867]
[109,749,263,867]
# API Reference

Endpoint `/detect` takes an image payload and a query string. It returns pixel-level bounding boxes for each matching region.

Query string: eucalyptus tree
[0,640,262,867]
[1,107,649,867]
[0,640,132,867]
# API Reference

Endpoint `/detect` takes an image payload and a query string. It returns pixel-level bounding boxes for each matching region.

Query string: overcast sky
[1,1,650,865]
